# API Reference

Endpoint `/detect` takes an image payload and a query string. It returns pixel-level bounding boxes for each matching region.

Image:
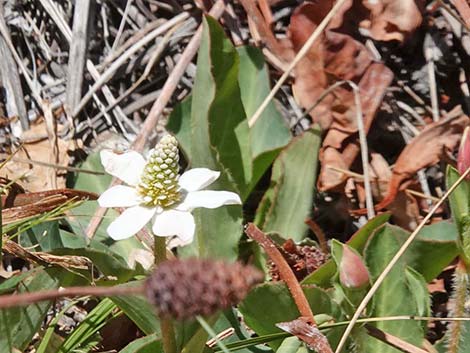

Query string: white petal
[152,210,195,244]
[178,168,220,192]
[100,150,146,186]
[98,185,142,207]
[177,190,242,211]
[167,235,194,248]
[107,205,156,240]
[127,249,154,270]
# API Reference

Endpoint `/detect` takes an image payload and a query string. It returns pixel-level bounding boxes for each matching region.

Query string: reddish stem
[245,223,316,323]
[305,218,329,254]
[0,285,144,309]
[245,224,334,353]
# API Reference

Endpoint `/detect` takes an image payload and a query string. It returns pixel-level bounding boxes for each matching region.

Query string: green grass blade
[58,298,117,352]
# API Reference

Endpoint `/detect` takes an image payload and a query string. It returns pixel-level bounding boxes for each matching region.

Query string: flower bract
[97,135,241,245]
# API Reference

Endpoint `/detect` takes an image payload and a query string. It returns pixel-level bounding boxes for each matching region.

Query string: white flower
[97,135,242,245]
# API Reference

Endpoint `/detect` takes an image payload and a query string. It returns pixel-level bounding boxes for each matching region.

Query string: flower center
[137,135,181,208]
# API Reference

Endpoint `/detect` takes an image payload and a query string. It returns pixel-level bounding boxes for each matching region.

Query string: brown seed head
[145,258,264,320]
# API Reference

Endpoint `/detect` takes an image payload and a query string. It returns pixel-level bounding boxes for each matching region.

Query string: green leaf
[255,127,321,241]
[447,165,470,224]
[239,282,344,350]
[167,96,192,160]
[58,298,116,352]
[330,240,370,311]
[355,227,430,352]
[51,243,142,282]
[303,218,457,287]
[216,333,286,352]
[178,16,250,260]
[37,300,80,353]
[191,16,251,197]
[169,46,293,200]
[0,267,44,294]
[237,46,291,189]
[119,334,162,353]
[168,22,295,260]
[447,165,470,264]
[20,223,143,283]
[111,283,160,335]
[405,268,430,320]
[275,337,306,353]
[302,213,391,287]
[373,223,458,282]
[180,315,218,353]
[0,269,59,352]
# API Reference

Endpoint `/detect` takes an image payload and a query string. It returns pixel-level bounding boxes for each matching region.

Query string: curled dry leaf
[354,107,469,214]
[289,2,394,191]
[2,121,73,191]
[0,177,25,208]
[276,317,333,353]
[368,153,420,230]
[360,0,425,42]
[3,239,91,270]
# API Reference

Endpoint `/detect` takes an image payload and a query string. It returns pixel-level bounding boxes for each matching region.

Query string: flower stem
[154,236,177,353]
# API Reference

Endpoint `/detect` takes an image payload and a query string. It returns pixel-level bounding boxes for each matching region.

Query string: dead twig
[65,0,93,116]
[0,3,28,131]
[72,12,189,118]
[0,285,143,309]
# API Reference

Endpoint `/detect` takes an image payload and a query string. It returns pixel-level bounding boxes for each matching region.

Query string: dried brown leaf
[2,121,73,192]
[288,2,393,191]
[2,189,97,224]
[367,153,420,229]
[317,63,393,191]
[239,0,294,62]
[360,0,425,42]
[355,107,469,214]
[3,239,91,270]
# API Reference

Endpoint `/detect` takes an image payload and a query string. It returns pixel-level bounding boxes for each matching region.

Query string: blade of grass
[36,299,80,353]
[196,315,230,353]
[57,298,118,353]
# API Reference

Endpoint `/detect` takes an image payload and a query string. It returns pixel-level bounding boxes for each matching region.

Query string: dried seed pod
[145,258,264,320]
[269,239,328,281]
